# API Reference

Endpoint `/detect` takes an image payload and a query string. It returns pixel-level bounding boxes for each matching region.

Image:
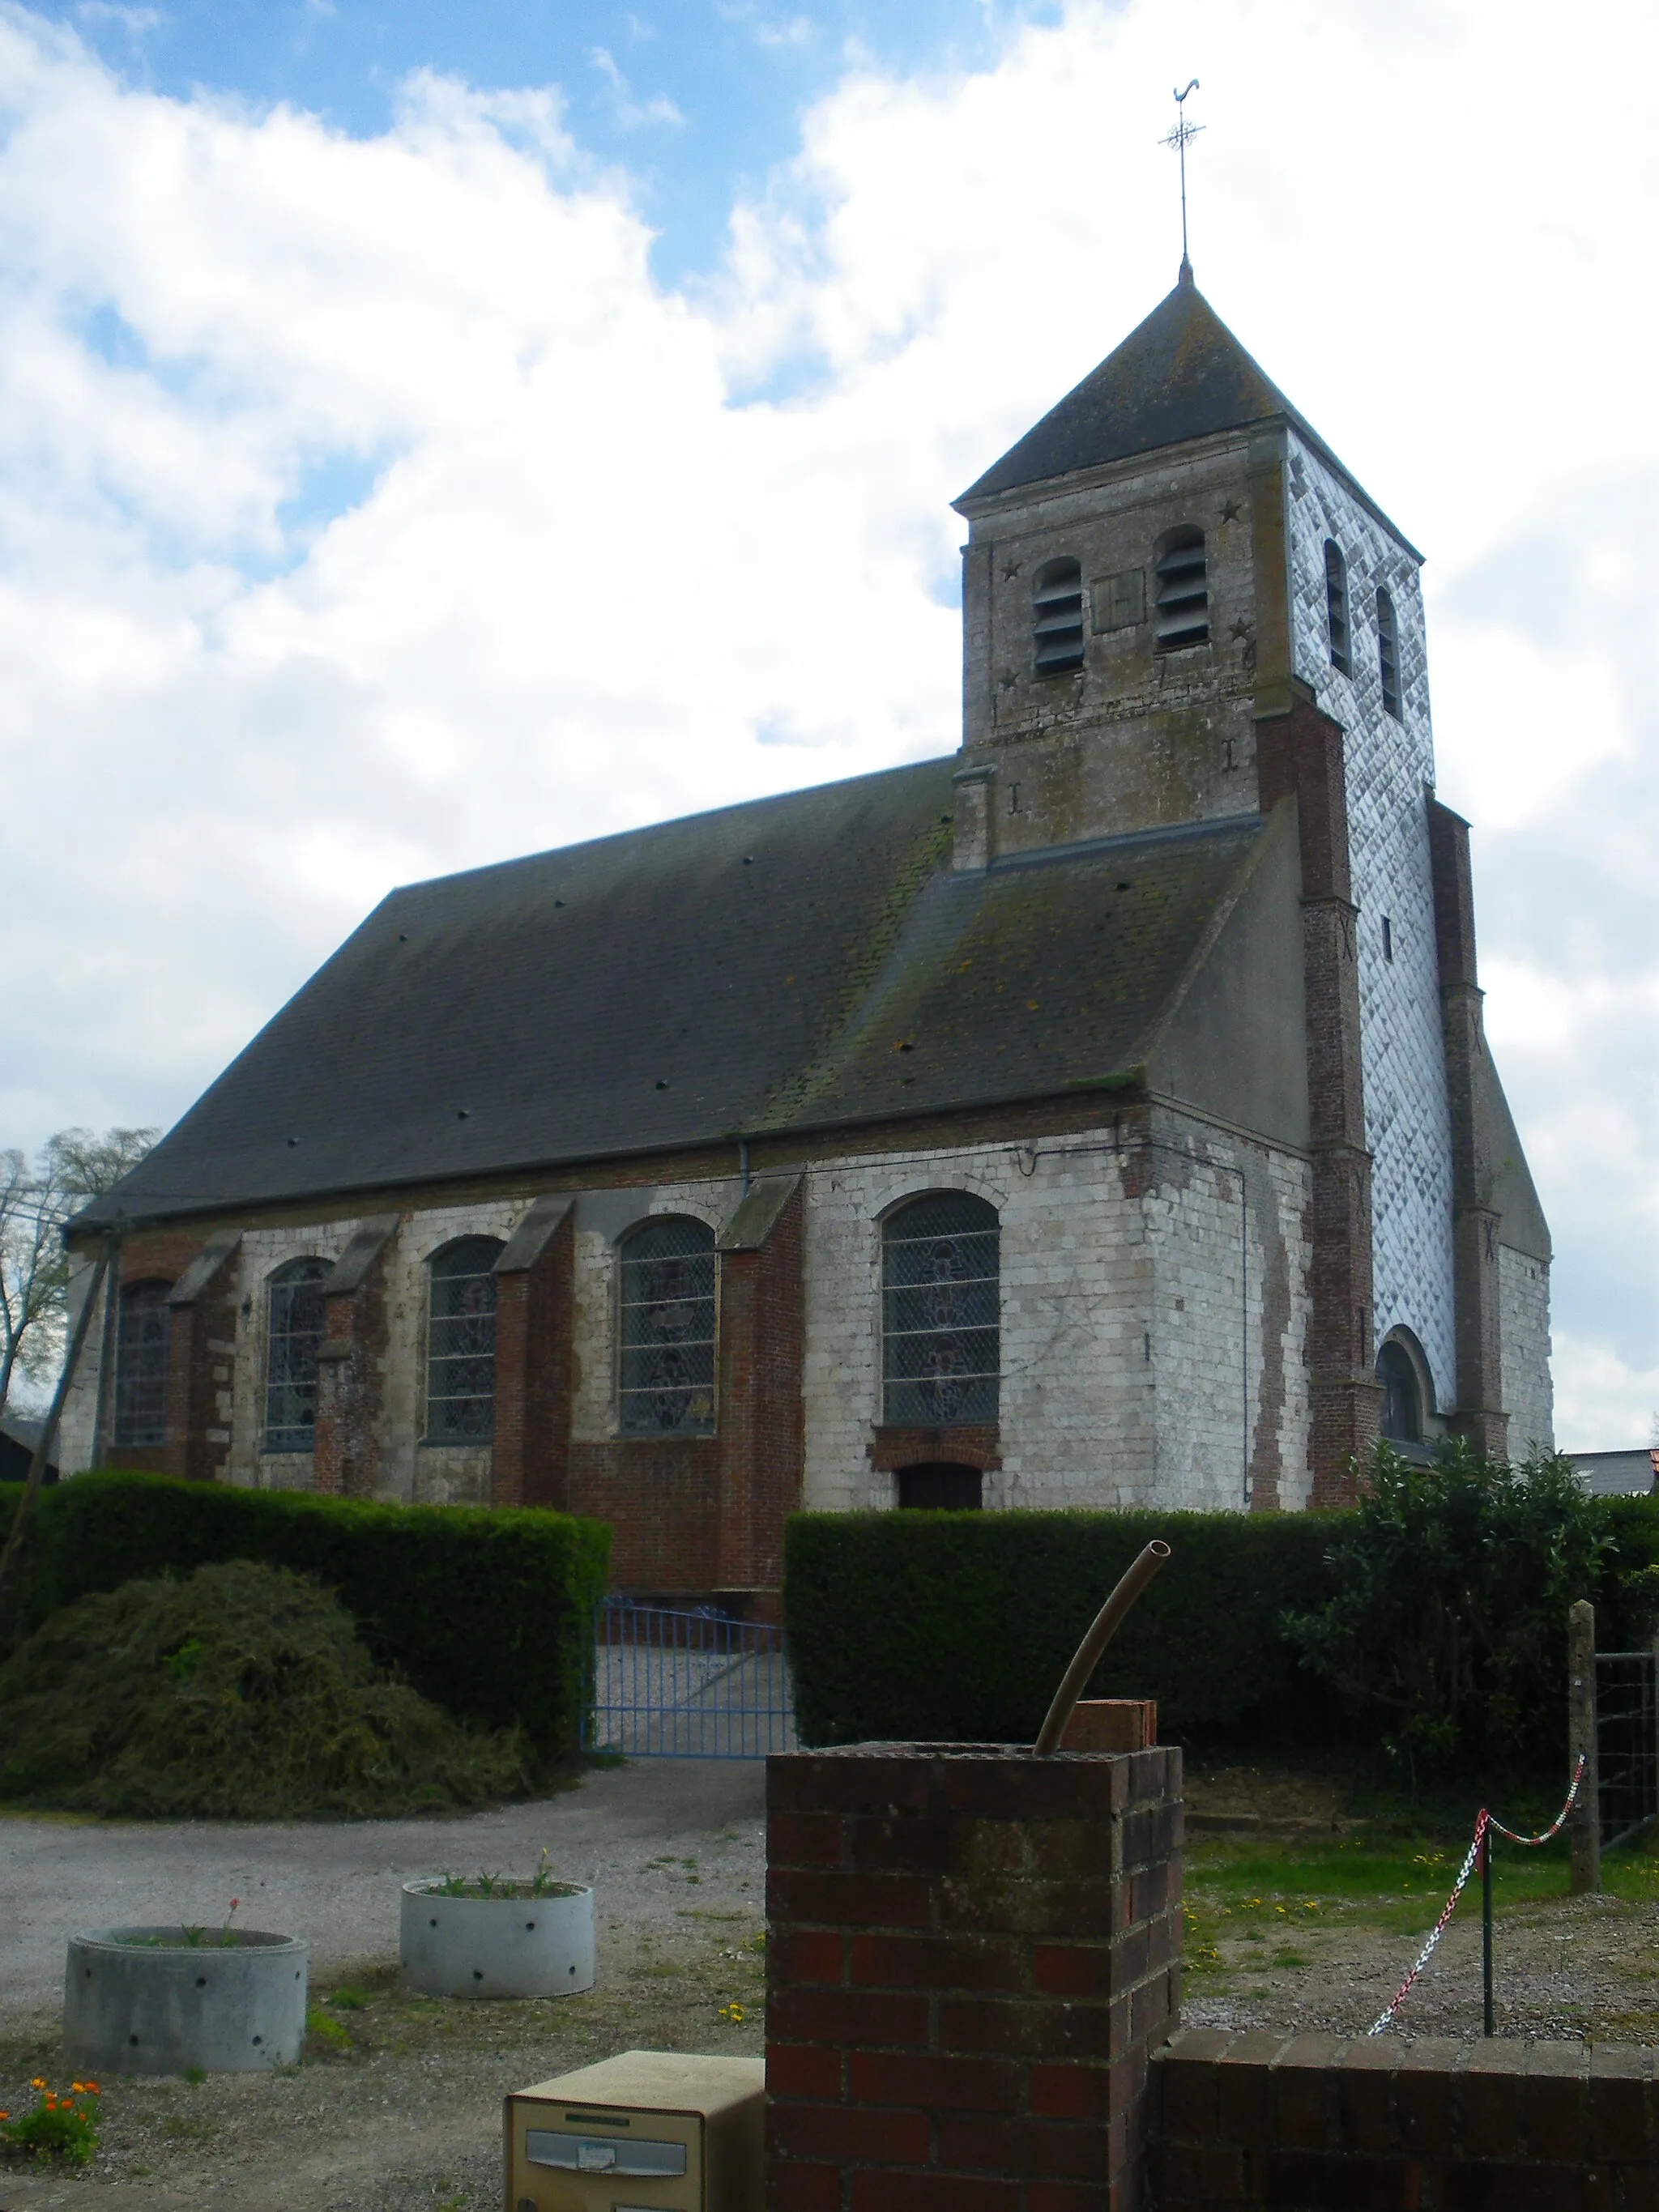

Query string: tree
[0,1127,157,1420]
[1285,1439,1610,1778]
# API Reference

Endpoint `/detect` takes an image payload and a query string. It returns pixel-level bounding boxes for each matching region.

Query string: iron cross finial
[1160,79,1203,279]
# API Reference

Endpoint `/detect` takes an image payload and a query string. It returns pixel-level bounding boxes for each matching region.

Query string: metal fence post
[1569,1598,1600,1894]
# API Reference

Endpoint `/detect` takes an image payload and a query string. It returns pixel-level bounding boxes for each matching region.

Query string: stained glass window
[113,1279,171,1450]
[427,1237,503,1443]
[619,1217,717,1435]
[882,1193,1000,1427]
[264,1258,330,1451]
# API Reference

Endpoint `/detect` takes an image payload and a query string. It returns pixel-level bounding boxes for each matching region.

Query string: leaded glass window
[426,1237,503,1443]
[113,1279,171,1450]
[264,1258,329,1451]
[1376,1340,1422,1445]
[882,1193,1000,1427]
[619,1217,717,1435]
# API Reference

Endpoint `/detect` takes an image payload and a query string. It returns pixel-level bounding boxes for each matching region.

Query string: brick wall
[1150,2027,1659,2208]
[766,1742,1183,2211]
[1256,694,1380,1507]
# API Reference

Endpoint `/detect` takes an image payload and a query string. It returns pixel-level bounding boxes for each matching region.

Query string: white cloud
[586,45,684,130]
[1553,1336,1659,1455]
[0,0,1654,1433]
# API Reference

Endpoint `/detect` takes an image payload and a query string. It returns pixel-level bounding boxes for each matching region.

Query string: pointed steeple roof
[955,270,1409,550]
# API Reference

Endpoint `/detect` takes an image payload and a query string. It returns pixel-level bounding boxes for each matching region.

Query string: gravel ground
[0,1758,766,2210]
[5,1755,1659,2205]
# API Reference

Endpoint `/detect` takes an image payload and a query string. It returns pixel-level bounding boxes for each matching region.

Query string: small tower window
[1154,528,1208,650]
[1324,540,1350,675]
[1376,586,1402,719]
[1032,558,1084,676]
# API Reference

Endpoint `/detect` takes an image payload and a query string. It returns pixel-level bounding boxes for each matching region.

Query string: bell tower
[949,265,1307,869]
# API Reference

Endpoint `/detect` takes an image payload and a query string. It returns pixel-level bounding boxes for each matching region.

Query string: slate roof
[956,270,1418,552]
[82,761,1267,1225]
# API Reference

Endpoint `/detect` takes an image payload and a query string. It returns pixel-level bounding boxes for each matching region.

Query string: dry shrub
[0,1558,533,1818]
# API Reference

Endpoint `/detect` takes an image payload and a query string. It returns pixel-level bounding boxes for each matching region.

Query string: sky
[0,0,1653,1449]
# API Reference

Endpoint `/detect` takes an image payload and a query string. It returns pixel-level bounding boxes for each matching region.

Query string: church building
[61,266,1553,1610]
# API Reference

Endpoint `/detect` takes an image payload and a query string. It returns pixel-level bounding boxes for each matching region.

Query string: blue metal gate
[586,1597,797,1759]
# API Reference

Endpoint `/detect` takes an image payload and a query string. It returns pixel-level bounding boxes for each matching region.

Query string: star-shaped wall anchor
[1219,497,1243,523]
[1227,617,1253,642]
[999,671,1018,690]
[1002,560,1022,582]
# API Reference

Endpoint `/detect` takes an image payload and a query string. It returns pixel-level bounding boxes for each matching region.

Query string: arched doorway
[897,1463,983,1511]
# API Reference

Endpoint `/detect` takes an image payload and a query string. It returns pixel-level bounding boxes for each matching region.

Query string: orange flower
[28,2077,44,2090]
[0,2108,10,2120]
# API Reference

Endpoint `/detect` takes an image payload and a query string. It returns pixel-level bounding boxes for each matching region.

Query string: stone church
[62,264,1552,1609]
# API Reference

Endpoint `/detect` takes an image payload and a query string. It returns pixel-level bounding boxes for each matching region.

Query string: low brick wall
[1151,2027,1659,2208]
[766,1742,1183,2210]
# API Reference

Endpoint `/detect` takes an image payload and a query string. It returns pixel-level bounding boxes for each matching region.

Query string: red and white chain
[1366,1755,1588,2037]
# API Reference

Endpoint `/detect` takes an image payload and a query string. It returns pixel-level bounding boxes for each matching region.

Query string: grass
[1181,1813,1659,1981]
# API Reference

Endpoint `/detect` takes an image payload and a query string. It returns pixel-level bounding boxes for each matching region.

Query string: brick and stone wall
[766,1742,1183,2212]
[1151,2027,1659,2209]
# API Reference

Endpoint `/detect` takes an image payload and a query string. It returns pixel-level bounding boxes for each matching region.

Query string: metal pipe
[739,1140,751,1198]
[1033,1540,1171,1754]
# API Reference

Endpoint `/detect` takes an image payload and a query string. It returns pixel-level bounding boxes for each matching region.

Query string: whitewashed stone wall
[1499,1243,1554,1455]
[59,1119,1315,1512]
[1285,431,1456,1413]
[57,1256,112,1476]
[800,1112,1310,1517]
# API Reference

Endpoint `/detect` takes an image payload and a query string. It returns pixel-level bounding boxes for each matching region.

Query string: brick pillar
[1256,687,1380,1506]
[1427,799,1509,1458]
[313,1216,399,1498]
[766,1741,1183,2212]
[161,1230,241,1483]
[716,1174,804,1608]
[492,1197,575,1509]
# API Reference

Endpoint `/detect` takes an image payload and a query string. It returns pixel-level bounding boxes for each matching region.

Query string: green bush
[784,1507,1344,1748]
[2,1472,608,1767]
[0,1558,532,1818]
[1284,1443,1607,1777]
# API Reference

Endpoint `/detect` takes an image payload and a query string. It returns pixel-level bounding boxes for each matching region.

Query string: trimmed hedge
[0,1473,608,1766]
[784,1508,1346,1748]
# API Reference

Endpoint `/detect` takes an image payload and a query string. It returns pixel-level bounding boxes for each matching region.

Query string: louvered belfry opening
[1377,586,1402,718]
[1324,539,1350,675]
[1154,527,1208,650]
[1031,556,1085,676]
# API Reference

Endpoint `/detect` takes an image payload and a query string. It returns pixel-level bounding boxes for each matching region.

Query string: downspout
[738,1140,751,1199]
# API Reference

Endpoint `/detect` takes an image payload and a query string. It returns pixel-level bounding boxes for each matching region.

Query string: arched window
[113,1280,170,1450]
[898,1463,983,1511]
[1154,528,1208,650]
[1032,557,1085,676]
[882,1192,1000,1426]
[426,1237,504,1443]
[1324,540,1350,675]
[619,1217,717,1435]
[264,1258,330,1451]
[1376,586,1402,719]
[1376,1340,1422,1445]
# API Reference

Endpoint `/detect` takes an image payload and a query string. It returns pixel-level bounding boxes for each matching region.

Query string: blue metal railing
[585,1597,796,1760]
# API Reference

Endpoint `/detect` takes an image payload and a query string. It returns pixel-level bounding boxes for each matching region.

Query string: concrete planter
[65,1928,308,2076]
[399,1878,595,2000]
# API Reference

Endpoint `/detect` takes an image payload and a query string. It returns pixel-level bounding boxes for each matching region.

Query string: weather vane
[1160,79,1202,275]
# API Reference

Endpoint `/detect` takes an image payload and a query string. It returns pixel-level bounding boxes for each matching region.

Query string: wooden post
[1569,1598,1600,1894]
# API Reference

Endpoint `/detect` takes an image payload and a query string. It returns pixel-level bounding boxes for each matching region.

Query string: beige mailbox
[504,2050,765,2212]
